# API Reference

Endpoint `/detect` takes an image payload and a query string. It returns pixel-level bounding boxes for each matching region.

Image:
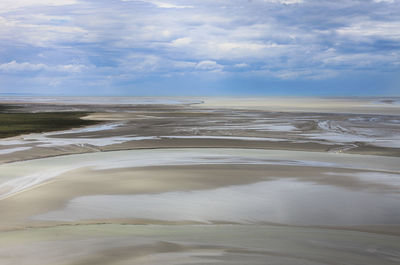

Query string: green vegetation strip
[0,112,99,138]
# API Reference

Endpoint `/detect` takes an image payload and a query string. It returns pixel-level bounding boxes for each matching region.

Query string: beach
[0,97,399,264]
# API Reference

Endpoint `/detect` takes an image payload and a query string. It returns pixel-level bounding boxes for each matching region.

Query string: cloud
[120,54,161,73]
[0,0,77,13]
[0,0,399,94]
[122,0,193,9]
[234,63,249,68]
[336,20,400,41]
[195,60,223,71]
[0,13,87,47]
[0,61,87,73]
[170,37,192,47]
[0,61,47,72]
[263,0,304,4]
[373,0,395,3]
[147,1,193,9]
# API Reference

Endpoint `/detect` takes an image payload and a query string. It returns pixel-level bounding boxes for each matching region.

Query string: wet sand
[0,97,399,264]
[1,224,400,265]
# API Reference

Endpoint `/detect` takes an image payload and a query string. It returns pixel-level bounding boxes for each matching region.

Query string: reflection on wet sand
[33,179,400,226]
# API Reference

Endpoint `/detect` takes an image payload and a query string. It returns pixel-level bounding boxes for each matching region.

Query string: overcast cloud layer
[0,0,399,95]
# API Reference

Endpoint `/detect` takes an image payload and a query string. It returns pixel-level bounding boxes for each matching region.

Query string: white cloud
[172,60,197,69]
[122,0,193,9]
[262,0,303,4]
[25,14,72,23]
[0,61,47,72]
[59,64,87,73]
[0,18,87,47]
[373,0,395,3]
[183,40,293,61]
[195,60,223,71]
[216,42,275,58]
[0,16,16,27]
[0,61,87,73]
[149,1,193,9]
[234,63,249,68]
[337,20,400,41]
[171,37,192,47]
[0,0,77,13]
[320,50,399,68]
[252,68,338,80]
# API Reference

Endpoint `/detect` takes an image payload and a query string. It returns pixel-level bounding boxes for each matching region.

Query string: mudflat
[0,97,399,265]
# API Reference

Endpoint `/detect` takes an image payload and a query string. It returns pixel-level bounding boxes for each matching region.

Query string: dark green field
[0,110,99,138]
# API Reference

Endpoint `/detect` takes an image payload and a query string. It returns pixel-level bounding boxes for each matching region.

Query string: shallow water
[33,179,400,226]
[1,148,399,199]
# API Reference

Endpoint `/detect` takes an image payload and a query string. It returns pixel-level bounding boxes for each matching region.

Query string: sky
[0,0,399,96]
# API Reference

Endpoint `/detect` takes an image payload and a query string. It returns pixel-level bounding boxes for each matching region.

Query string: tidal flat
[0,97,399,265]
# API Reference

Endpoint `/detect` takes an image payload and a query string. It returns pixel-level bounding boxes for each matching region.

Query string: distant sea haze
[0,96,202,105]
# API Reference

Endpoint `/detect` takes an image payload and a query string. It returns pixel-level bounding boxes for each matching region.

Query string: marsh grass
[0,110,99,138]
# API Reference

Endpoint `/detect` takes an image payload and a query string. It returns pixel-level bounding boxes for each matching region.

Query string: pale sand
[198,97,400,115]
[1,224,400,265]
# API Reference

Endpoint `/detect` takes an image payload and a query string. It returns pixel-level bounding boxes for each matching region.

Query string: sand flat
[0,98,399,265]
[0,149,399,232]
[1,224,400,265]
